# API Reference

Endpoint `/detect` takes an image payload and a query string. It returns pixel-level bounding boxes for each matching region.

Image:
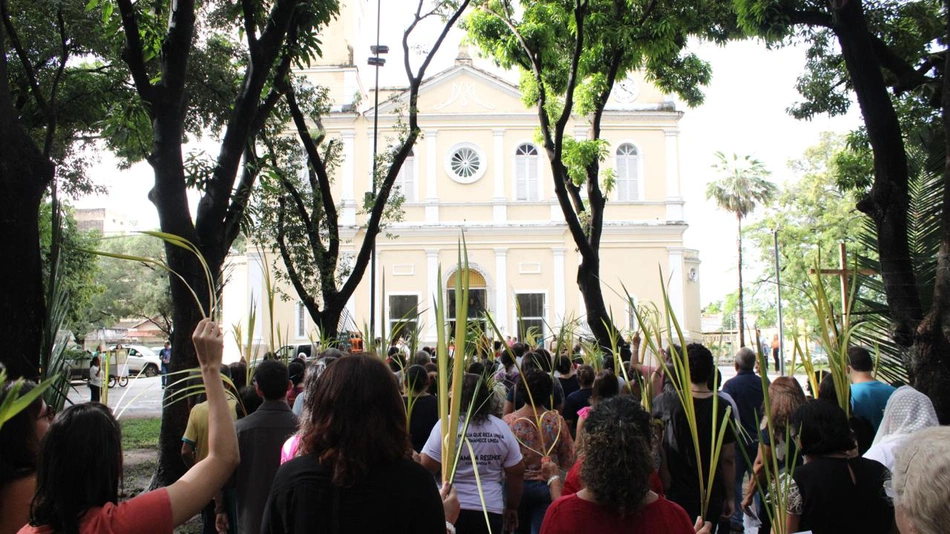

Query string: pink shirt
[18,488,173,534]
[280,434,301,464]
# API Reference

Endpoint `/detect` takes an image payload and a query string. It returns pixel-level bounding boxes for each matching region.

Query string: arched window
[515,143,540,201]
[615,143,640,201]
[395,149,415,201]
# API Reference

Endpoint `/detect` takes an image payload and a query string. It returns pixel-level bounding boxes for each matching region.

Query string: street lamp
[368,0,387,344]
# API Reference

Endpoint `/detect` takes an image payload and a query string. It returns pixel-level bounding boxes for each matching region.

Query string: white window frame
[394,148,417,202]
[445,142,488,184]
[295,302,307,340]
[513,291,548,342]
[614,141,644,202]
[513,142,542,202]
[387,292,421,341]
[626,294,640,333]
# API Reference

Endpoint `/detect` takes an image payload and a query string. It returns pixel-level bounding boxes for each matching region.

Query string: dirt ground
[122,448,202,533]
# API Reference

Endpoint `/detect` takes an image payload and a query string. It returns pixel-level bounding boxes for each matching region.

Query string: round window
[445,143,487,184]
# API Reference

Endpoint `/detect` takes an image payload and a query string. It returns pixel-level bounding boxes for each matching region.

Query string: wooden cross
[808,242,876,324]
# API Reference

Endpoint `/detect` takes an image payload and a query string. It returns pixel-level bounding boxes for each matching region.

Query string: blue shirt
[851,380,895,431]
[721,370,766,446]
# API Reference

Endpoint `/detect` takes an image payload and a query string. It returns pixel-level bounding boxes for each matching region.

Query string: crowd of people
[1,322,949,534]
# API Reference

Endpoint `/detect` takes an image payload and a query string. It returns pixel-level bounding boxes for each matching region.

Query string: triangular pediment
[372,64,527,116]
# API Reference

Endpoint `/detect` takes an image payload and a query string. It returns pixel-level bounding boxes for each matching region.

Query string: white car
[109,344,163,377]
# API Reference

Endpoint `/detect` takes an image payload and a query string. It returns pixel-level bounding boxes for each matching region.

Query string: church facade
[222,8,702,356]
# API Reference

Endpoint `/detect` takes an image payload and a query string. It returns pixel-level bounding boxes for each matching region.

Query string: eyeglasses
[37,406,55,422]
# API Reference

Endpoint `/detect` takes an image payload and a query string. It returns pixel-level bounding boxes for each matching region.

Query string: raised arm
[166,319,240,527]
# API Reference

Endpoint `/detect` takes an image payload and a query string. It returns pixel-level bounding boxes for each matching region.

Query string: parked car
[109,344,162,377]
[65,347,94,380]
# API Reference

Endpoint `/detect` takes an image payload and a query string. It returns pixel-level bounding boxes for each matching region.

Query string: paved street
[66,375,165,419]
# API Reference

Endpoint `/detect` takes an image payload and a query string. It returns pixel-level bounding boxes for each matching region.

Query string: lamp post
[368,0,387,344]
[774,230,785,375]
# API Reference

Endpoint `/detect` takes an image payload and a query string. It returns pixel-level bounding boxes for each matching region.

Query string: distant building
[221,4,703,359]
[75,208,135,235]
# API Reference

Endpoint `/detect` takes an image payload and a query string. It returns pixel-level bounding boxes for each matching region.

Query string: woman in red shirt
[540,397,711,534]
[20,319,240,534]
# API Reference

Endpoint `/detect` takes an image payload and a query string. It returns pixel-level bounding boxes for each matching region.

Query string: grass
[121,417,162,449]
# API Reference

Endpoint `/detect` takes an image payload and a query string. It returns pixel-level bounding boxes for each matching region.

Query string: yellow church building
[222,3,702,358]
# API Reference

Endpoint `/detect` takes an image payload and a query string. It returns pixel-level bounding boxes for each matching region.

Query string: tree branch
[241,0,258,51]
[223,54,293,244]
[789,10,835,28]
[115,0,154,102]
[0,0,49,113]
[277,198,322,318]
[480,5,593,258]
[197,0,298,251]
[43,8,70,159]
[284,82,339,262]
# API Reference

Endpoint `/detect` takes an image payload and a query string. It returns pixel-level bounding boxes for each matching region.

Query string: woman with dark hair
[742,377,806,534]
[503,356,565,415]
[554,356,578,399]
[404,365,439,453]
[262,353,451,533]
[560,365,595,438]
[20,319,239,534]
[539,397,708,534]
[575,370,620,438]
[785,400,895,534]
[286,359,306,406]
[422,373,525,534]
[88,355,102,403]
[817,373,875,454]
[0,382,52,534]
[504,370,574,534]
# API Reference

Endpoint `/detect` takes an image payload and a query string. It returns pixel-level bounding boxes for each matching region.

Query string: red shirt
[18,488,173,534]
[540,493,693,534]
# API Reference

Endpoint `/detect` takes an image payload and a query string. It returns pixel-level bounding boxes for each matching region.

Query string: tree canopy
[465,0,739,347]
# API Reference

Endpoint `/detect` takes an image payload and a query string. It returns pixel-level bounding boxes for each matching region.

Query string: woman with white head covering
[863,386,938,471]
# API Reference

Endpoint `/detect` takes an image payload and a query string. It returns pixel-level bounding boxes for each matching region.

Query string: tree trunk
[149,107,210,488]
[737,213,745,347]
[911,7,950,424]
[577,253,618,352]
[834,0,923,345]
[0,165,51,379]
[0,27,54,378]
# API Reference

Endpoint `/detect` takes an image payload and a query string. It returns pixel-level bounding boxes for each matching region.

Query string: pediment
[372,65,527,116]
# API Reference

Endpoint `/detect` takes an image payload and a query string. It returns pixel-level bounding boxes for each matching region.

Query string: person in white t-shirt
[421,373,525,534]
[88,355,102,403]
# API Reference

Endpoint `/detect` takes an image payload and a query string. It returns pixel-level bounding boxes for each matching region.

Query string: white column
[246,250,264,344]
[426,249,439,342]
[341,131,357,225]
[552,247,566,328]
[425,129,439,223]
[668,247,686,323]
[494,248,508,335]
[493,129,507,222]
[665,129,684,221]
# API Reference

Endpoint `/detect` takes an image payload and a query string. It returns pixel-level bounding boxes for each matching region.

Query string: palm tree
[706,152,777,347]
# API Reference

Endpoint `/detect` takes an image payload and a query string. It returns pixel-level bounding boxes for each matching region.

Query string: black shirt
[404,394,439,453]
[557,375,580,399]
[790,456,892,534]
[234,400,299,534]
[261,455,446,534]
[655,392,736,522]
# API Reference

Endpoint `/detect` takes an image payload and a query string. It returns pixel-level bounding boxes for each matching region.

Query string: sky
[72,6,862,308]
